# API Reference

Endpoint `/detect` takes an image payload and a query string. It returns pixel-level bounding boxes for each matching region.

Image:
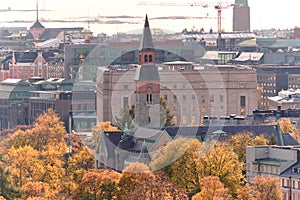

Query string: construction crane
[138,1,237,34]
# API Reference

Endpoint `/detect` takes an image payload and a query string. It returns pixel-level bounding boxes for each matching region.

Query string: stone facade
[97,65,258,126]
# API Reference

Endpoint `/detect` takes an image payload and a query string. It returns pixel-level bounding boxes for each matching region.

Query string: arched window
[149,55,153,62]
[139,55,141,62]
[144,55,148,62]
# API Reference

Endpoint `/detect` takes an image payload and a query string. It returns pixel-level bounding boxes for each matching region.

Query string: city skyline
[0,0,299,34]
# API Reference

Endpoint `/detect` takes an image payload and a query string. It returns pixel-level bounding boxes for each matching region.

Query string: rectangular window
[220,94,224,103]
[123,97,129,106]
[146,94,152,102]
[192,95,195,100]
[182,95,186,101]
[201,96,205,103]
[173,95,177,102]
[210,95,214,102]
[240,96,246,107]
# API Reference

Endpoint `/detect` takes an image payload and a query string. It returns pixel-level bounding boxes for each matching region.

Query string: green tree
[115,104,135,130]
[160,97,174,126]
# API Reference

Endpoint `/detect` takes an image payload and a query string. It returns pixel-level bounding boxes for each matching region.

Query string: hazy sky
[0,0,299,32]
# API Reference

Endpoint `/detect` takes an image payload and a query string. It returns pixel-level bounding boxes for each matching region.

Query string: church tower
[29,0,45,40]
[233,0,250,32]
[134,15,160,127]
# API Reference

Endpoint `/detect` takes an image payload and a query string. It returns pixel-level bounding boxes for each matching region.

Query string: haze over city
[0,0,299,35]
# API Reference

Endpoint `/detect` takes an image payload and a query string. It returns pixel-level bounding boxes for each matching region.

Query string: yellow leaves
[123,162,150,174]
[237,184,255,200]
[192,176,232,200]
[75,170,121,199]
[6,145,42,187]
[228,132,268,164]
[251,176,282,200]
[21,181,55,200]
[92,121,120,147]
[99,121,120,132]
[119,162,187,200]
[150,138,195,171]
[278,118,296,134]
[199,143,243,195]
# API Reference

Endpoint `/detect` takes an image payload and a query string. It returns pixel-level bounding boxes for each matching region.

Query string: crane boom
[138,1,237,33]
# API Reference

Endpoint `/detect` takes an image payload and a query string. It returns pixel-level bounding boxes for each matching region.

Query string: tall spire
[36,0,39,21]
[140,14,154,51]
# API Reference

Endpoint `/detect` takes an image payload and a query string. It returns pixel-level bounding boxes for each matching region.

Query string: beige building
[97,63,258,126]
[246,145,300,200]
[96,15,258,127]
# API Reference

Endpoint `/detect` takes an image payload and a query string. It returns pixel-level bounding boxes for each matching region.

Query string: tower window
[149,55,153,62]
[146,87,153,105]
[146,94,153,104]
[144,55,148,62]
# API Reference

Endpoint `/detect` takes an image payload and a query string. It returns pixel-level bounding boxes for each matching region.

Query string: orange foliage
[98,121,120,132]
[21,181,55,200]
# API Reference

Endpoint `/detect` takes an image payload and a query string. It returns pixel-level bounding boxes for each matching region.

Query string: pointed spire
[122,122,129,139]
[138,140,150,158]
[141,139,147,150]
[144,14,150,28]
[140,14,154,50]
[138,139,151,165]
[36,0,39,21]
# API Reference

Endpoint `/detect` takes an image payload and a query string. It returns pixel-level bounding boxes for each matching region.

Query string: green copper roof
[235,0,248,7]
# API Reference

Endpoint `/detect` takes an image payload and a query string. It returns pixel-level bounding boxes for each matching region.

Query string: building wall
[97,65,258,126]
[246,146,298,183]
[233,6,250,32]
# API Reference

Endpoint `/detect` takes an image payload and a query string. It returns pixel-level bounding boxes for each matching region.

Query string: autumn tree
[192,176,232,200]
[151,138,202,195]
[5,146,42,187]
[74,170,121,200]
[92,121,120,147]
[278,118,296,134]
[21,181,55,200]
[200,143,243,196]
[0,109,95,198]
[251,176,282,200]
[119,162,187,200]
[237,184,254,200]
[228,132,268,164]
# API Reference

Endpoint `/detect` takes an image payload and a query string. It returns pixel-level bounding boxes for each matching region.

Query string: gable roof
[30,20,45,29]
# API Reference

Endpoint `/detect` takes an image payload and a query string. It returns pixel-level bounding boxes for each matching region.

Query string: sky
[0,0,299,34]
